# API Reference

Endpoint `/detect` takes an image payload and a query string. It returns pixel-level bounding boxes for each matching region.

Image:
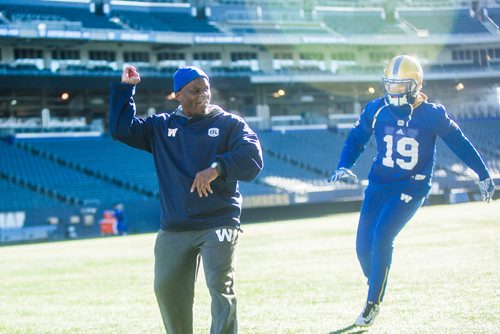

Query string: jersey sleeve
[436,106,490,180]
[109,83,154,153]
[336,102,376,169]
[432,104,456,138]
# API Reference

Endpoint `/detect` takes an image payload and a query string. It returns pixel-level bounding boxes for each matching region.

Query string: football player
[329,55,495,327]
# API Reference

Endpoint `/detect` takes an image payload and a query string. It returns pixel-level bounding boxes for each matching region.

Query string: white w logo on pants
[215,228,234,242]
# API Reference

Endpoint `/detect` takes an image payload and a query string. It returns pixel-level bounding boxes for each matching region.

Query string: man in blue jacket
[110,65,263,334]
[329,55,495,327]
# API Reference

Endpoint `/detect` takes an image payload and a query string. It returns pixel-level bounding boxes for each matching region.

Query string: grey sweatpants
[154,226,239,334]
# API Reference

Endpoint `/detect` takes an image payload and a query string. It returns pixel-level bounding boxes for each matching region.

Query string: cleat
[355,301,380,327]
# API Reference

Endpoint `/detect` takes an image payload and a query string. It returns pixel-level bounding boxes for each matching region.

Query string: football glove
[479,178,495,203]
[329,167,358,184]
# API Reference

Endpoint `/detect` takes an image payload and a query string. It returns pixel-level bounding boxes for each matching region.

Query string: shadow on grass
[329,323,369,334]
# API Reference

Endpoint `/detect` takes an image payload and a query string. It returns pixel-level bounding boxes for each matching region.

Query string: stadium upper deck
[0,0,499,120]
[0,0,498,40]
[0,0,498,127]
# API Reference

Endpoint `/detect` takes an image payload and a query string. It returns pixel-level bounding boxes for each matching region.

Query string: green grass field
[0,201,498,334]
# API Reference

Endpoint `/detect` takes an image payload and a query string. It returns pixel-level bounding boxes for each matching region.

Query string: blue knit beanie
[173,66,209,93]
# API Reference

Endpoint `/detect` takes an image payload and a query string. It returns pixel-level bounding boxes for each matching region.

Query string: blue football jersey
[337,96,490,188]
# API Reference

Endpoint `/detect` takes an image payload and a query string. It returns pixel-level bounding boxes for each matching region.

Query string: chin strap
[406,103,414,127]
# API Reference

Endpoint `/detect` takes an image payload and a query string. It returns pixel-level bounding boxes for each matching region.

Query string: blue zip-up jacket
[110,83,263,231]
[337,96,489,195]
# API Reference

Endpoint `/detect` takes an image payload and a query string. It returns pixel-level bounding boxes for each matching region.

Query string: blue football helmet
[383,55,423,107]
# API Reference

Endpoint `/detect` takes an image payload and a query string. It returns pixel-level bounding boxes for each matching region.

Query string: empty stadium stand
[3,125,492,203]
[0,177,64,211]
[112,8,219,33]
[0,0,498,244]
[16,136,160,196]
[0,139,152,206]
[319,9,406,35]
[0,119,498,243]
[400,8,490,35]
[0,4,122,30]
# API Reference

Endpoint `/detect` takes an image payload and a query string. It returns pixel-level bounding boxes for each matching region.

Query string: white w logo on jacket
[167,128,178,137]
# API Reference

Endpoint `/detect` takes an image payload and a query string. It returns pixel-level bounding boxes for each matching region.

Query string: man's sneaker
[355,301,380,327]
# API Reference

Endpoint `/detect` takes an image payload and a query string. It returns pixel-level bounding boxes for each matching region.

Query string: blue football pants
[356,184,426,304]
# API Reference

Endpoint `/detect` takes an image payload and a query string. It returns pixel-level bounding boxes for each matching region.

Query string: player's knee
[206,271,235,295]
[356,243,371,259]
[372,238,394,254]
